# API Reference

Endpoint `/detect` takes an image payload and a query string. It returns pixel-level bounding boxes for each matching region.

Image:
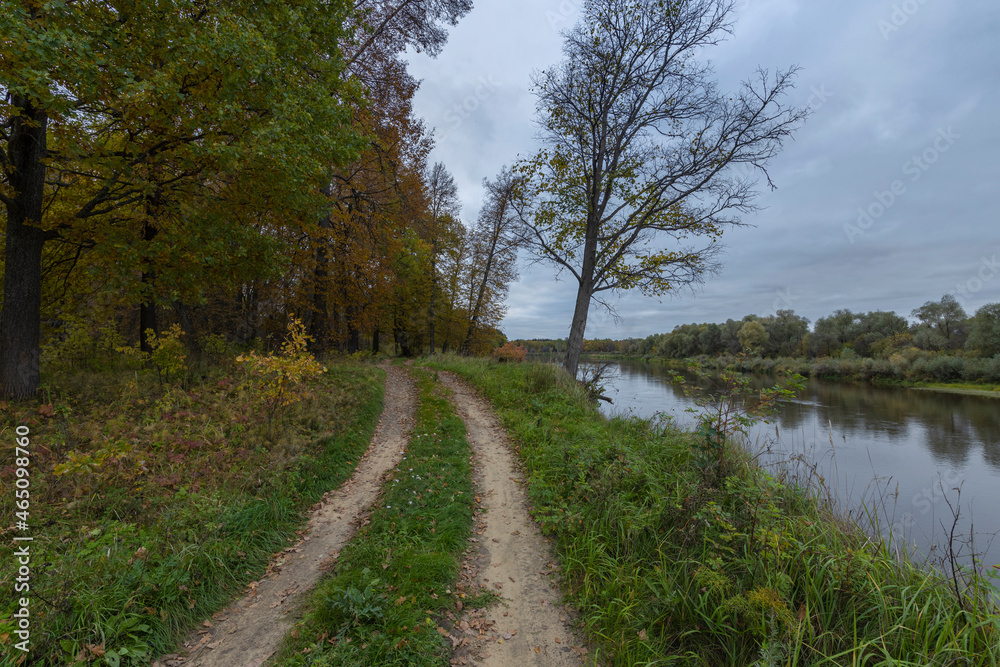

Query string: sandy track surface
[438,372,587,667]
[164,364,416,667]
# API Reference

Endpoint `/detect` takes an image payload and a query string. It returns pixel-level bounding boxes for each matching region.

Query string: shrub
[984,356,1000,383]
[43,317,129,371]
[199,332,238,366]
[237,318,326,441]
[925,356,965,382]
[146,325,188,383]
[492,342,527,363]
[114,324,188,383]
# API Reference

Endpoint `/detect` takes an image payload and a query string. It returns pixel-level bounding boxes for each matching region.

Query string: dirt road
[169,364,417,667]
[439,372,587,667]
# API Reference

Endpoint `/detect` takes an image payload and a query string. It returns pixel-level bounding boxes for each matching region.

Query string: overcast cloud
[405,0,1000,340]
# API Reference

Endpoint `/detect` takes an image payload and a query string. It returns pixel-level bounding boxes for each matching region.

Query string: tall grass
[429,357,1000,666]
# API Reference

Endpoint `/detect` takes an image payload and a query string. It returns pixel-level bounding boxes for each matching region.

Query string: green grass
[427,357,1000,666]
[0,362,384,666]
[270,366,476,666]
[908,381,1000,397]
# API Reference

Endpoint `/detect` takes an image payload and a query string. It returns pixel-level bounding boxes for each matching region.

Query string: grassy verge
[907,382,1000,397]
[0,362,383,666]
[270,366,476,666]
[428,356,1000,666]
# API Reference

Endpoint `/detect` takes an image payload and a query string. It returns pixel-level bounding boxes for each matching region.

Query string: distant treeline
[515,295,1000,383]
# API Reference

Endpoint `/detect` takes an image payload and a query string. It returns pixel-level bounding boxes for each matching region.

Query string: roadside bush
[491,342,527,363]
[237,318,326,441]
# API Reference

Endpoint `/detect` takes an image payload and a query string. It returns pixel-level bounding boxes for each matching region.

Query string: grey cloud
[406,0,1000,339]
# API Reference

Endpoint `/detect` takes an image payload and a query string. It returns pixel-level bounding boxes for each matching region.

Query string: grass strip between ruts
[271,366,476,666]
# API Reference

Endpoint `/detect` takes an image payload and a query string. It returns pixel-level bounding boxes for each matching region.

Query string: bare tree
[515,0,808,378]
[462,167,521,353]
[348,0,474,67]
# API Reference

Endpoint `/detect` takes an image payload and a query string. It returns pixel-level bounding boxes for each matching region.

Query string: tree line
[1,0,521,398]
[518,294,1000,383]
[630,295,1000,360]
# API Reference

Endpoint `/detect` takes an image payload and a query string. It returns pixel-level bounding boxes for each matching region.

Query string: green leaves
[674,360,803,482]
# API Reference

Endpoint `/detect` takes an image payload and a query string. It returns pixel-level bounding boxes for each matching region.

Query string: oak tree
[1,0,361,398]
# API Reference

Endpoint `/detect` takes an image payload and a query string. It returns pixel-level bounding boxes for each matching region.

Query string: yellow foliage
[115,324,187,383]
[53,439,134,478]
[237,317,326,440]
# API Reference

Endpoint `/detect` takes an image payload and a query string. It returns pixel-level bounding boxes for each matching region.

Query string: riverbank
[428,355,1000,665]
[581,352,1000,395]
[909,382,1000,398]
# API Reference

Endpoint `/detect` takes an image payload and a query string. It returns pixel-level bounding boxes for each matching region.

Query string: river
[583,358,1000,574]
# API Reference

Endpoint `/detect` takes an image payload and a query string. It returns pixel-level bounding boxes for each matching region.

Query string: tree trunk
[564,211,600,378]
[139,220,159,354]
[174,301,197,352]
[428,241,437,354]
[240,281,259,344]
[311,218,333,352]
[463,240,498,354]
[0,97,48,399]
[372,325,380,354]
[563,280,593,379]
[348,327,360,353]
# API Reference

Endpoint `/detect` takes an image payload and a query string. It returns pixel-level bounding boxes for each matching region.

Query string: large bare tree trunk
[0,97,47,399]
[563,281,592,379]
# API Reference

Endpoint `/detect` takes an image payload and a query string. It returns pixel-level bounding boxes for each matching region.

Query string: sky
[404,0,1000,340]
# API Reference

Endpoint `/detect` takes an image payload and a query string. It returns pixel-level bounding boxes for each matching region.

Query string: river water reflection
[586,359,1000,571]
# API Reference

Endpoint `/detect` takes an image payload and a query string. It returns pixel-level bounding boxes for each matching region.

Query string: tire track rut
[167,364,416,667]
[439,371,587,667]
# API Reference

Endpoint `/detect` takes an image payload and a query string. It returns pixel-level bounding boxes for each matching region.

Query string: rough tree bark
[0,96,48,399]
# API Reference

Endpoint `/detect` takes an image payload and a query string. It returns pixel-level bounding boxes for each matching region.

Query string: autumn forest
[0,0,522,400]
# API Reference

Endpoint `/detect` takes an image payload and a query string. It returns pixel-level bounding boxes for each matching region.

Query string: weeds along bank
[272,366,478,666]
[428,357,1000,665]
[0,351,384,665]
[608,352,1000,389]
